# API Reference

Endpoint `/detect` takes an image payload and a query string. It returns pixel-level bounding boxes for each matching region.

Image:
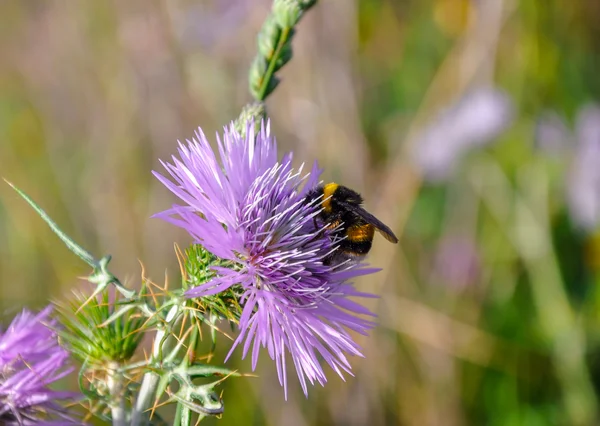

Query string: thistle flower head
[155,121,378,397]
[0,306,79,425]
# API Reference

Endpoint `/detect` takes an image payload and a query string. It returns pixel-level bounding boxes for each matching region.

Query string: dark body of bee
[305,183,398,265]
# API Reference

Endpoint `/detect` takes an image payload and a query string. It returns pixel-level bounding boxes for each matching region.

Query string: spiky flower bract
[154,121,378,397]
[0,306,80,425]
[56,287,145,366]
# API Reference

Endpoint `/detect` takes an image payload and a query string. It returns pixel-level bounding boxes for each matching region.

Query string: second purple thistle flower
[154,121,379,397]
[0,307,79,424]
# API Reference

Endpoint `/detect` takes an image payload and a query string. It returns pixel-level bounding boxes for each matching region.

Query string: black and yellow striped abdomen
[339,222,375,257]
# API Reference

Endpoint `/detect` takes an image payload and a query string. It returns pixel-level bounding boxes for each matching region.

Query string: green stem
[470,157,597,425]
[173,404,183,426]
[130,305,180,426]
[516,163,596,426]
[174,321,200,426]
[255,26,291,101]
[107,362,127,426]
[130,373,159,426]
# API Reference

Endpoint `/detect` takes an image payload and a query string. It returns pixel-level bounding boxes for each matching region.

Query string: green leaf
[185,364,241,379]
[4,179,96,267]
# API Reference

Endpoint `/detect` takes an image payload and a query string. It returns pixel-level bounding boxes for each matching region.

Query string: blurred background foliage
[2,0,600,425]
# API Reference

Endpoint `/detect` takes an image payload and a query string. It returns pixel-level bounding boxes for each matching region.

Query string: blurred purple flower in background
[413,87,514,181]
[154,122,377,398]
[0,306,79,425]
[534,110,572,156]
[433,235,480,290]
[567,104,600,231]
[536,104,600,231]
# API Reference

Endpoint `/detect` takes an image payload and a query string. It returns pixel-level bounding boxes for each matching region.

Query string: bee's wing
[344,204,399,244]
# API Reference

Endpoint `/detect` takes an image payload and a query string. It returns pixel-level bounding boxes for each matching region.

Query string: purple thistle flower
[154,121,378,397]
[0,306,80,425]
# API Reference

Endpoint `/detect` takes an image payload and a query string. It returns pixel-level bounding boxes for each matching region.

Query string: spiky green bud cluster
[55,289,145,365]
[234,102,267,137]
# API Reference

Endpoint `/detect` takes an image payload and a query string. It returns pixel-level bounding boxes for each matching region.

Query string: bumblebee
[306,183,398,265]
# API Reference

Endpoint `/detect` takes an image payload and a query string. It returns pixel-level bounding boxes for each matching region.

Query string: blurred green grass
[2,0,600,425]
